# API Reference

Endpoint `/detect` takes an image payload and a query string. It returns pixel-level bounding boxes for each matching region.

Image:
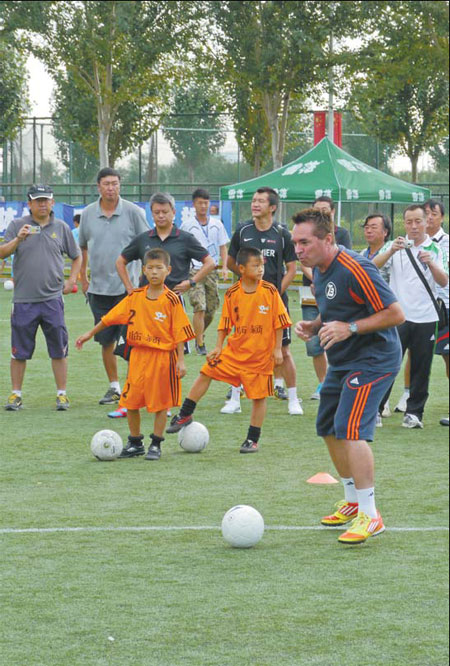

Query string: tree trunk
[98,127,109,168]
[410,153,419,182]
[147,132,158,193]
[263,91,282,169]
[253,149,261,177]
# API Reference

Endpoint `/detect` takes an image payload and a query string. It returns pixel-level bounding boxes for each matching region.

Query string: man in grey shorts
[79,167,149,405]
[1,184,81,411]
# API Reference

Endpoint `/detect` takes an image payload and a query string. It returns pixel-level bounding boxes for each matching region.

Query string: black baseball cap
[27,184,54,200]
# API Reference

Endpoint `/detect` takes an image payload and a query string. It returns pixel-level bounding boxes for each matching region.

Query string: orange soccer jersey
[101,287,195,413]
[216,280,292,375]
[101,286,195,352]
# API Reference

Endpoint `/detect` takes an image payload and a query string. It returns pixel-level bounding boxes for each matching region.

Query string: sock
[356,487,377,519]
[150,434,165,449]
[128,434,143,446]
[12,390,22,397]
[57,390,66,396]
[341,477,358,504]
[179,398,197,418]
[230,386,242,403]
[110,381,121,393]
[247,425,261,443]
[287,387,298,402]
[274,378,284,388]
[404,388,410,395]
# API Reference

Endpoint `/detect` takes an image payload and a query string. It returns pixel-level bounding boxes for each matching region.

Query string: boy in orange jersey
[76,249,195,460]
[167,247,291,453]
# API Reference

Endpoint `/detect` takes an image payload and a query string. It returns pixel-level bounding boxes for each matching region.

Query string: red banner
[313,111,326,145]
[314,111,342,146]
[333,112,342,147]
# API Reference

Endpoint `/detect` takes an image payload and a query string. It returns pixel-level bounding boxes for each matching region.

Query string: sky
[26,56,429,173]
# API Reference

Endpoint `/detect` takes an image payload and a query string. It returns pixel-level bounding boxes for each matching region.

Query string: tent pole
[337,200,342,227]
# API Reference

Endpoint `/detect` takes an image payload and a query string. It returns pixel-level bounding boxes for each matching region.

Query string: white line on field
[0,525,448,535]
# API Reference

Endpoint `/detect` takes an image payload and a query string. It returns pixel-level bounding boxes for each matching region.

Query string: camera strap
[405,247,442,319]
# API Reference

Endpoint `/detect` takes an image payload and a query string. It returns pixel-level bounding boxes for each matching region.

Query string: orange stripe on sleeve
[338,253,384,312]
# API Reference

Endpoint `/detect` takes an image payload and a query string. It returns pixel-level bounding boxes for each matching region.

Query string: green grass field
[0,288,448,666]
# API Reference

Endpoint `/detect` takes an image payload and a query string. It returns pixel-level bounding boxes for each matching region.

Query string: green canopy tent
[220,137,430,224]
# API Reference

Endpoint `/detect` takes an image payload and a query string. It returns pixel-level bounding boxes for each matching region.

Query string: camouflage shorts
[188,269,220,315]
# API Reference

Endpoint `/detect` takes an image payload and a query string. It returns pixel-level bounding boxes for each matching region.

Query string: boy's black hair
[192,188,210,201]
[73,214,81,224]
[143,248,171,267]
[236,246,263,267]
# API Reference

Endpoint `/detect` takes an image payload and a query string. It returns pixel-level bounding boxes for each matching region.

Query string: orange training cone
[307,472,339,484]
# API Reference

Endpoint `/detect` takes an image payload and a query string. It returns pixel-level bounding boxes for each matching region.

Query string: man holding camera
[374,204,448,428]
[1,185,81,412]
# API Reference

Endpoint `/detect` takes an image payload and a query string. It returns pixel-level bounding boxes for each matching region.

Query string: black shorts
[282,293,292,348]
[88,293,127,347]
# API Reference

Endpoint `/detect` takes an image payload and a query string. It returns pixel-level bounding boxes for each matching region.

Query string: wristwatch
[349,322,358,335]
[189,279,197,289]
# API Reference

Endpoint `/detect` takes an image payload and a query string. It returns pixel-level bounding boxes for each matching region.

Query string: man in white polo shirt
[181,188,229,355]
[374,204,448,428]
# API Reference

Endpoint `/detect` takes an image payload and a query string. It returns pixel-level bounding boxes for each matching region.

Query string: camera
[404,239,414,249]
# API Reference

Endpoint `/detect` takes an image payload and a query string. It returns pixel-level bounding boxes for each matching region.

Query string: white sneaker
[220,400,242,415]
[376,413,383,428]
[288,399,304,415]
[395,392,409,413]
[402,413,424,429]
[382,401,392,418]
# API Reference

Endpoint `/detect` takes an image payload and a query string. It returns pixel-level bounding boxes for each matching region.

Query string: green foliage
[0,41,28,143]
[2,1,203,166]
[345,1,449,180]
[163,85,226,183]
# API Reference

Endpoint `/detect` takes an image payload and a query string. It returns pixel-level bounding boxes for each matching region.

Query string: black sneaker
[195,342,207,356]
[274,386,288,401]
[166,414,193,434]
[239,439,259,454]
[145,444,161,460]
[99,388,121,405]
[119,439,145,458]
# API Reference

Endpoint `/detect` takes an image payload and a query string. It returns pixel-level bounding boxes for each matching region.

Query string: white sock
[341,477,358,503]
[230,386,241,403]
[57,390,66,396]
[12,390,22,397]
[356,487,377,519]
[274,378,284,388]
[403,388,410,395]
[287,387,299,403]
[110,381,121,393]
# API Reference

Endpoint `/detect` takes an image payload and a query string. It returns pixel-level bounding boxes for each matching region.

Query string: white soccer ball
[178,421,209,453]
[3,280,14,291]
[221,505,265,548]
[90,429,123,461]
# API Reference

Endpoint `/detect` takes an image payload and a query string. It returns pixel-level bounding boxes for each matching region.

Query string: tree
[210,1,363,169]
[232,84,271,176]
[0,41,28,144]
[163,84,226,183]
[2,0,202,167]
[345,1,449,181]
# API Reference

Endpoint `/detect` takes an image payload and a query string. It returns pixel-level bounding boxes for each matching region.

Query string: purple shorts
[11,298,69,360]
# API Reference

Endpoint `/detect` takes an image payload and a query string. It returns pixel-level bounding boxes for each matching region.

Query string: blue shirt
[313,247,402,372]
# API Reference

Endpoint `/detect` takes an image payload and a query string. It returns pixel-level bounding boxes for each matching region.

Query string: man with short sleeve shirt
[374,204,448,429]
[227,187,302,416]
[181,188,229,355]
[117,192,215,294]
[425,199,449,426]
[1,184,81,412]
[78,167,149,405]
[293,207,404,545]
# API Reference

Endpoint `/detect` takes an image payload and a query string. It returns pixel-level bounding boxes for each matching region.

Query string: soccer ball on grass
[221,505,265,548]
[90,429,123,461]
[178,421,209,453]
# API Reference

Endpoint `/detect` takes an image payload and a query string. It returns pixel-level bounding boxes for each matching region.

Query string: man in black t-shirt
[116,192,215,293]
[226,187,303,416]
